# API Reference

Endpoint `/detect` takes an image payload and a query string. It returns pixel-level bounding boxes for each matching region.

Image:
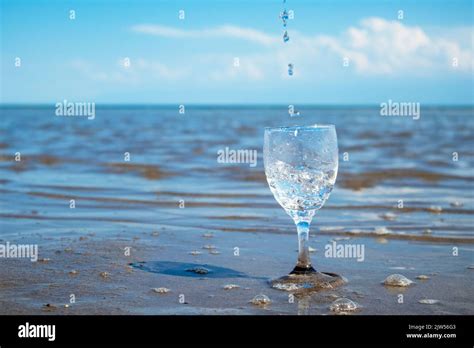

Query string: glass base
[270,268,347,292]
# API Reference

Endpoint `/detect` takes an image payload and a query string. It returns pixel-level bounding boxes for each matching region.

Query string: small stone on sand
[100,271,110,279]
[42,303,57,311]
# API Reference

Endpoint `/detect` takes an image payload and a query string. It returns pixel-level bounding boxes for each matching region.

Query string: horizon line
[1,103,473,109]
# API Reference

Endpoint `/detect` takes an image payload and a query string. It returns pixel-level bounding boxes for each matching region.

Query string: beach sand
[0,225,472,315]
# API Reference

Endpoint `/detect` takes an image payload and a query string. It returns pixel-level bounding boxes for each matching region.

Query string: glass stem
[296,221,312,270]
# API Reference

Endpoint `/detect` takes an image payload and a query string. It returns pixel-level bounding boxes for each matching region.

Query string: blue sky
[1,0,473,104]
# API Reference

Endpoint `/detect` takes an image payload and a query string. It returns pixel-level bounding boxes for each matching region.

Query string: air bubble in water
[288,63,294,76]
[419,299,439,304]
[272,282,302,291]
[382,274,414,287]
[250,294,271,306]
[283,30,289,42]
[152,287,170,294]
[329,298,361,313]
[223,284,240,290]
[416,275,430,280]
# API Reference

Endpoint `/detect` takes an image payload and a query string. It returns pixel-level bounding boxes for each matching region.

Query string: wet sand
[0,225,472,315]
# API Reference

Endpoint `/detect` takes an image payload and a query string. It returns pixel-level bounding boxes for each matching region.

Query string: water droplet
[288,63,294,76]
[416,275,430,280]
[419,299,439,305]
[382,274,414,287]
[250,294,271,306]
[280,10,289,26]
[186,267,210,275]
[283,30,289,42]
[152,287,170,294]
[223,284,240,290]
[329,298,361,313]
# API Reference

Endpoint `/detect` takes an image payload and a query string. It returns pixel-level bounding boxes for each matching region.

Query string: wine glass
[263,124,346,291]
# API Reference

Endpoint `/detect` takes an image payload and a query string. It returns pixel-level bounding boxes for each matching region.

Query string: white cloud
[131,19,473,77]
[70,58,188,84]
[72,18,473,86]
[131,24,278,46]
